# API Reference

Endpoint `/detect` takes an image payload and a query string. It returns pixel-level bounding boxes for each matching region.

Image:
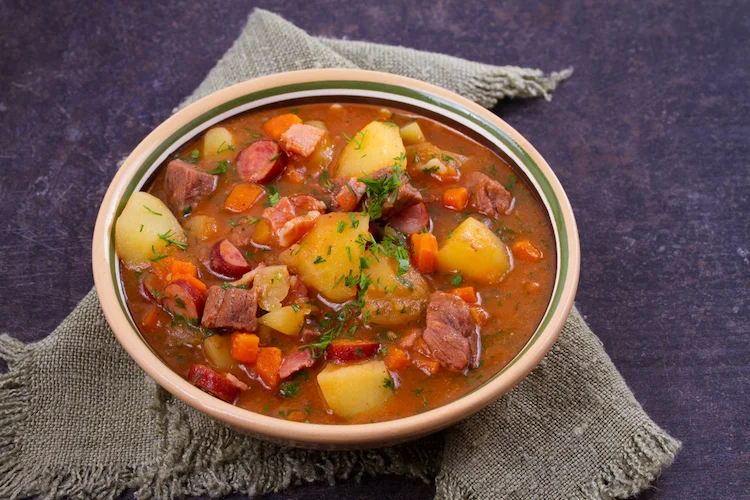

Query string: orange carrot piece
[263,113,303,140]
[451,286,477,304]
[151,256,174,280]
[442,187,469,211]
[512,240,543,263]
[252,219,273,246]
[411,354,440,376]
[223,183,264,213]
[230,333,260,364]
[384,347,409,372]
[256,347,282,388]
[410,232,438,274]
[470,306,490,326]
[141,309,160,330]
[171,260,198,278]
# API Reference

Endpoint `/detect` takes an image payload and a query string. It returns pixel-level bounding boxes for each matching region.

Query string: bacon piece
[261,194,327,247]
[331,177,366,212]
[279,124,325,157]
[279,349,316,379]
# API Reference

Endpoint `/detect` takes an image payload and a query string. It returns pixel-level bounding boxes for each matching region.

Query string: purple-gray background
[1,1,747,498]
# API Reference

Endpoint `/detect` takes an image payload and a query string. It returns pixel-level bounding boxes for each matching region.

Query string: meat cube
[201,286,258,331]
[164,159,217,215]
[331,177,366,212]
[422,291,476,372]
[466,171,514,218]
[279,349,316,379]
[261,194,327,247]
[362,167,422,219]
[279,124,325,157]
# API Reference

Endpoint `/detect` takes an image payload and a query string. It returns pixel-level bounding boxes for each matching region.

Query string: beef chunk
[422,291,475,371]
[466,171,514,219]
[363,167,423,219]
[164,159,217,215]
[331,177,366,212]
[201,286,258,331]
[261,194,327,247]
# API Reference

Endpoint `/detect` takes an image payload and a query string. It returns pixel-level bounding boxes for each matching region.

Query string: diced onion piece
[252,265,290,311]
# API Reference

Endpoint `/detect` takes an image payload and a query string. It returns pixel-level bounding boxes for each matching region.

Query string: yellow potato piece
[257,305,308,336]
[115,192,186,270]
[335,121,406,178]
[280,213,369,302]
[203,334,234,370]
[361,250,429,326]
[317,360,393,418]
[437,217,512,284]
[203,127,235,160]
[399,121,425,145]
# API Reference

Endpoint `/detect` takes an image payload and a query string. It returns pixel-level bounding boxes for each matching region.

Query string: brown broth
[120,102,556,424]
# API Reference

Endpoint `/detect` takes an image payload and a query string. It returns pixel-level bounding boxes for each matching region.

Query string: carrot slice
[170,274,208,297]
[223,183,264,213]
[256,347,282,388]
[384,347,409,372]
[230,332,260,364]
[410,232,438,274]
[262,113,303,140]
[171,260,198,278]
[252,219,273,246]
[151,256,174,280]
[442,187,469,211]
[512,240,543,263]
[451,286,477,304]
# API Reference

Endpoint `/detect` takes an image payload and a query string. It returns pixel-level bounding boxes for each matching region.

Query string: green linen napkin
[0,9,680,500]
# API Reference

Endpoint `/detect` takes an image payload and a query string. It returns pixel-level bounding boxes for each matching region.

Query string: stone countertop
[1,1,747,498]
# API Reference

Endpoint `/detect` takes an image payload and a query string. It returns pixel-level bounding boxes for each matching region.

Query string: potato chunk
[317,360,393,417]
[203,127,235,160]
[361,250,429,326]
[257,305,308,336]
[437,217,512,284]
[115,192,186,270]
[335,121,406,178]
[399,122,425,145]
[252,265,290,311]
[279,213,369,302]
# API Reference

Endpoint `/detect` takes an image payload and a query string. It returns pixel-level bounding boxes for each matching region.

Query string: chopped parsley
[157,229,188,251]
[342,129,367,150]
[358,153,407,220]
[220,282,249,290]
[143,205,162,216]
[337,220,347,233]
[269,153,281,162]
[450,272,463,287]
[383,377,396,390]
[216,141,235,155]
[205,160,228,175]
[313,256,326,264]
[148,246,169,267]
[279,381,301,398]
[265,185,280,207]
[505,175,518,190]
[190,149,200,160]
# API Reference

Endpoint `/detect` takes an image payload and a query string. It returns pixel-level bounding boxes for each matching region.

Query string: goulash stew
[115,103,555,423]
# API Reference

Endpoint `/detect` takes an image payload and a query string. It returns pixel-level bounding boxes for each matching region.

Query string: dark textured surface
[1,1,748,499]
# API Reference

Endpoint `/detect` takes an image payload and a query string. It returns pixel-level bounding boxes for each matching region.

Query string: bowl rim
[92,68,580,448]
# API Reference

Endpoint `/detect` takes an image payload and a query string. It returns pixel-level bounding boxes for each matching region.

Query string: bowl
[92,69,580,449]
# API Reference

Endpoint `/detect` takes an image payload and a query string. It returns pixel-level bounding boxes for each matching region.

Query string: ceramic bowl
[92,69,580,449]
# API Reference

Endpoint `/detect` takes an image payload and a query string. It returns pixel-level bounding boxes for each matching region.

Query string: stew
[115,102,556,424]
